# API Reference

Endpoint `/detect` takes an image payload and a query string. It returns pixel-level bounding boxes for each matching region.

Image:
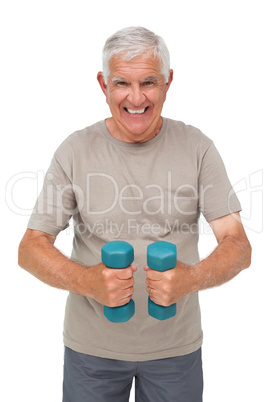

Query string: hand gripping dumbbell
[101,240,135,323]
[147,241,177,320]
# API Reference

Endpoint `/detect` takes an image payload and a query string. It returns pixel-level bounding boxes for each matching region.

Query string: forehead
[109,54,162,79]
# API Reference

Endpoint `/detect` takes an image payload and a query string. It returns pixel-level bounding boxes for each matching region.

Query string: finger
[121,277,134,290]
[145,277,152,287]
[144,266,160,273]
[147,287,159,303]
[106,285,134,306]
[146,277,160,291]
[124,285,134,297]
[146,270,162,281]
[116,287,135,306]
[115,267,135,279]
[147,286,153,296]
[116,294,133,306]
[130,263,138,272]
[144,266,163,283]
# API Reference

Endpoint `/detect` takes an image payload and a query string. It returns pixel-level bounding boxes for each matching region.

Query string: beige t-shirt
[28,117,241,361]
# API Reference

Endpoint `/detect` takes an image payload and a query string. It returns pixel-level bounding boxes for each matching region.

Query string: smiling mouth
[124,107,149,114]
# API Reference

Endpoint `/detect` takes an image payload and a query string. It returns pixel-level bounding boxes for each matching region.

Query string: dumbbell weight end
[148,297,176,320]
[103,299,135,323]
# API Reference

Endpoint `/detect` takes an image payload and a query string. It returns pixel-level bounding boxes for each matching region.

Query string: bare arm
[145,212,252,306]
[18,229,85,292]
[190,212,251,292]
[18,229,136,306]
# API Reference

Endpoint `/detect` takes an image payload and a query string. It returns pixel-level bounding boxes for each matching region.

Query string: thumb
[131,263,138,272]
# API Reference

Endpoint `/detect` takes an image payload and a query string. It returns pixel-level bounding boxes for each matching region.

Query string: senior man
[18,27,251,401]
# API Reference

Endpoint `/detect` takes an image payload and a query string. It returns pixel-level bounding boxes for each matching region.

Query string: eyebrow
[111,76,159,84]
[111,77,127,83]
[143,76,159,82]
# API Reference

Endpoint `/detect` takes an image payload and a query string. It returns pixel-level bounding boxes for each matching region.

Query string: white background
[1,0,267,400]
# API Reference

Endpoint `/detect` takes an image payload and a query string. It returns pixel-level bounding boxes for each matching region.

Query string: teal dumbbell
[147,241,177,320]
[101,240,135,323]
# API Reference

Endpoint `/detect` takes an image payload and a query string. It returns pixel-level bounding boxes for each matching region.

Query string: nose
[127,83,146,106]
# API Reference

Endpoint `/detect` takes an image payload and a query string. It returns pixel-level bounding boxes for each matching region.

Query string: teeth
[126,108,146,114]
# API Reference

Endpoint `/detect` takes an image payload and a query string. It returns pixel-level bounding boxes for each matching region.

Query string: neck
[105,117,163,144]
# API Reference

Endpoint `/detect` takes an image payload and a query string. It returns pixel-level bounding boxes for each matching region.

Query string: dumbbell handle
[101,240,135,323]
[147,241,177,320]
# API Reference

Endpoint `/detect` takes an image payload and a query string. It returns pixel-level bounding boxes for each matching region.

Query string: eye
[143,81,155,87]
[116,81,128,86]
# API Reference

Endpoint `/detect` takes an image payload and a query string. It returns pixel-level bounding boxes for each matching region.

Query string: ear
[97,72,108,97]
[162,69,173,102]
[165,69,173,93]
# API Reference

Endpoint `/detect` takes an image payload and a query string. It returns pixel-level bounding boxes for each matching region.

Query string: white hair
[102,26,170,84]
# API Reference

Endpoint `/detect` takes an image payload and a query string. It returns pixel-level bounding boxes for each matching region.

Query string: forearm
[18,231,90,295]
[190,234,252,293]
[18,230,136,306]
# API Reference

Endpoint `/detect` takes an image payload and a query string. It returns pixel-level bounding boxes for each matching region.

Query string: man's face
[97,54,173,143]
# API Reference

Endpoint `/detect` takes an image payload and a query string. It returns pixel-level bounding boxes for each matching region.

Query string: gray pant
[63,347,203,402]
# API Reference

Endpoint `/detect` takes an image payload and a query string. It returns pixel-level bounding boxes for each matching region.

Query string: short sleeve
[198,142,241,222]
[27,148,77,236]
